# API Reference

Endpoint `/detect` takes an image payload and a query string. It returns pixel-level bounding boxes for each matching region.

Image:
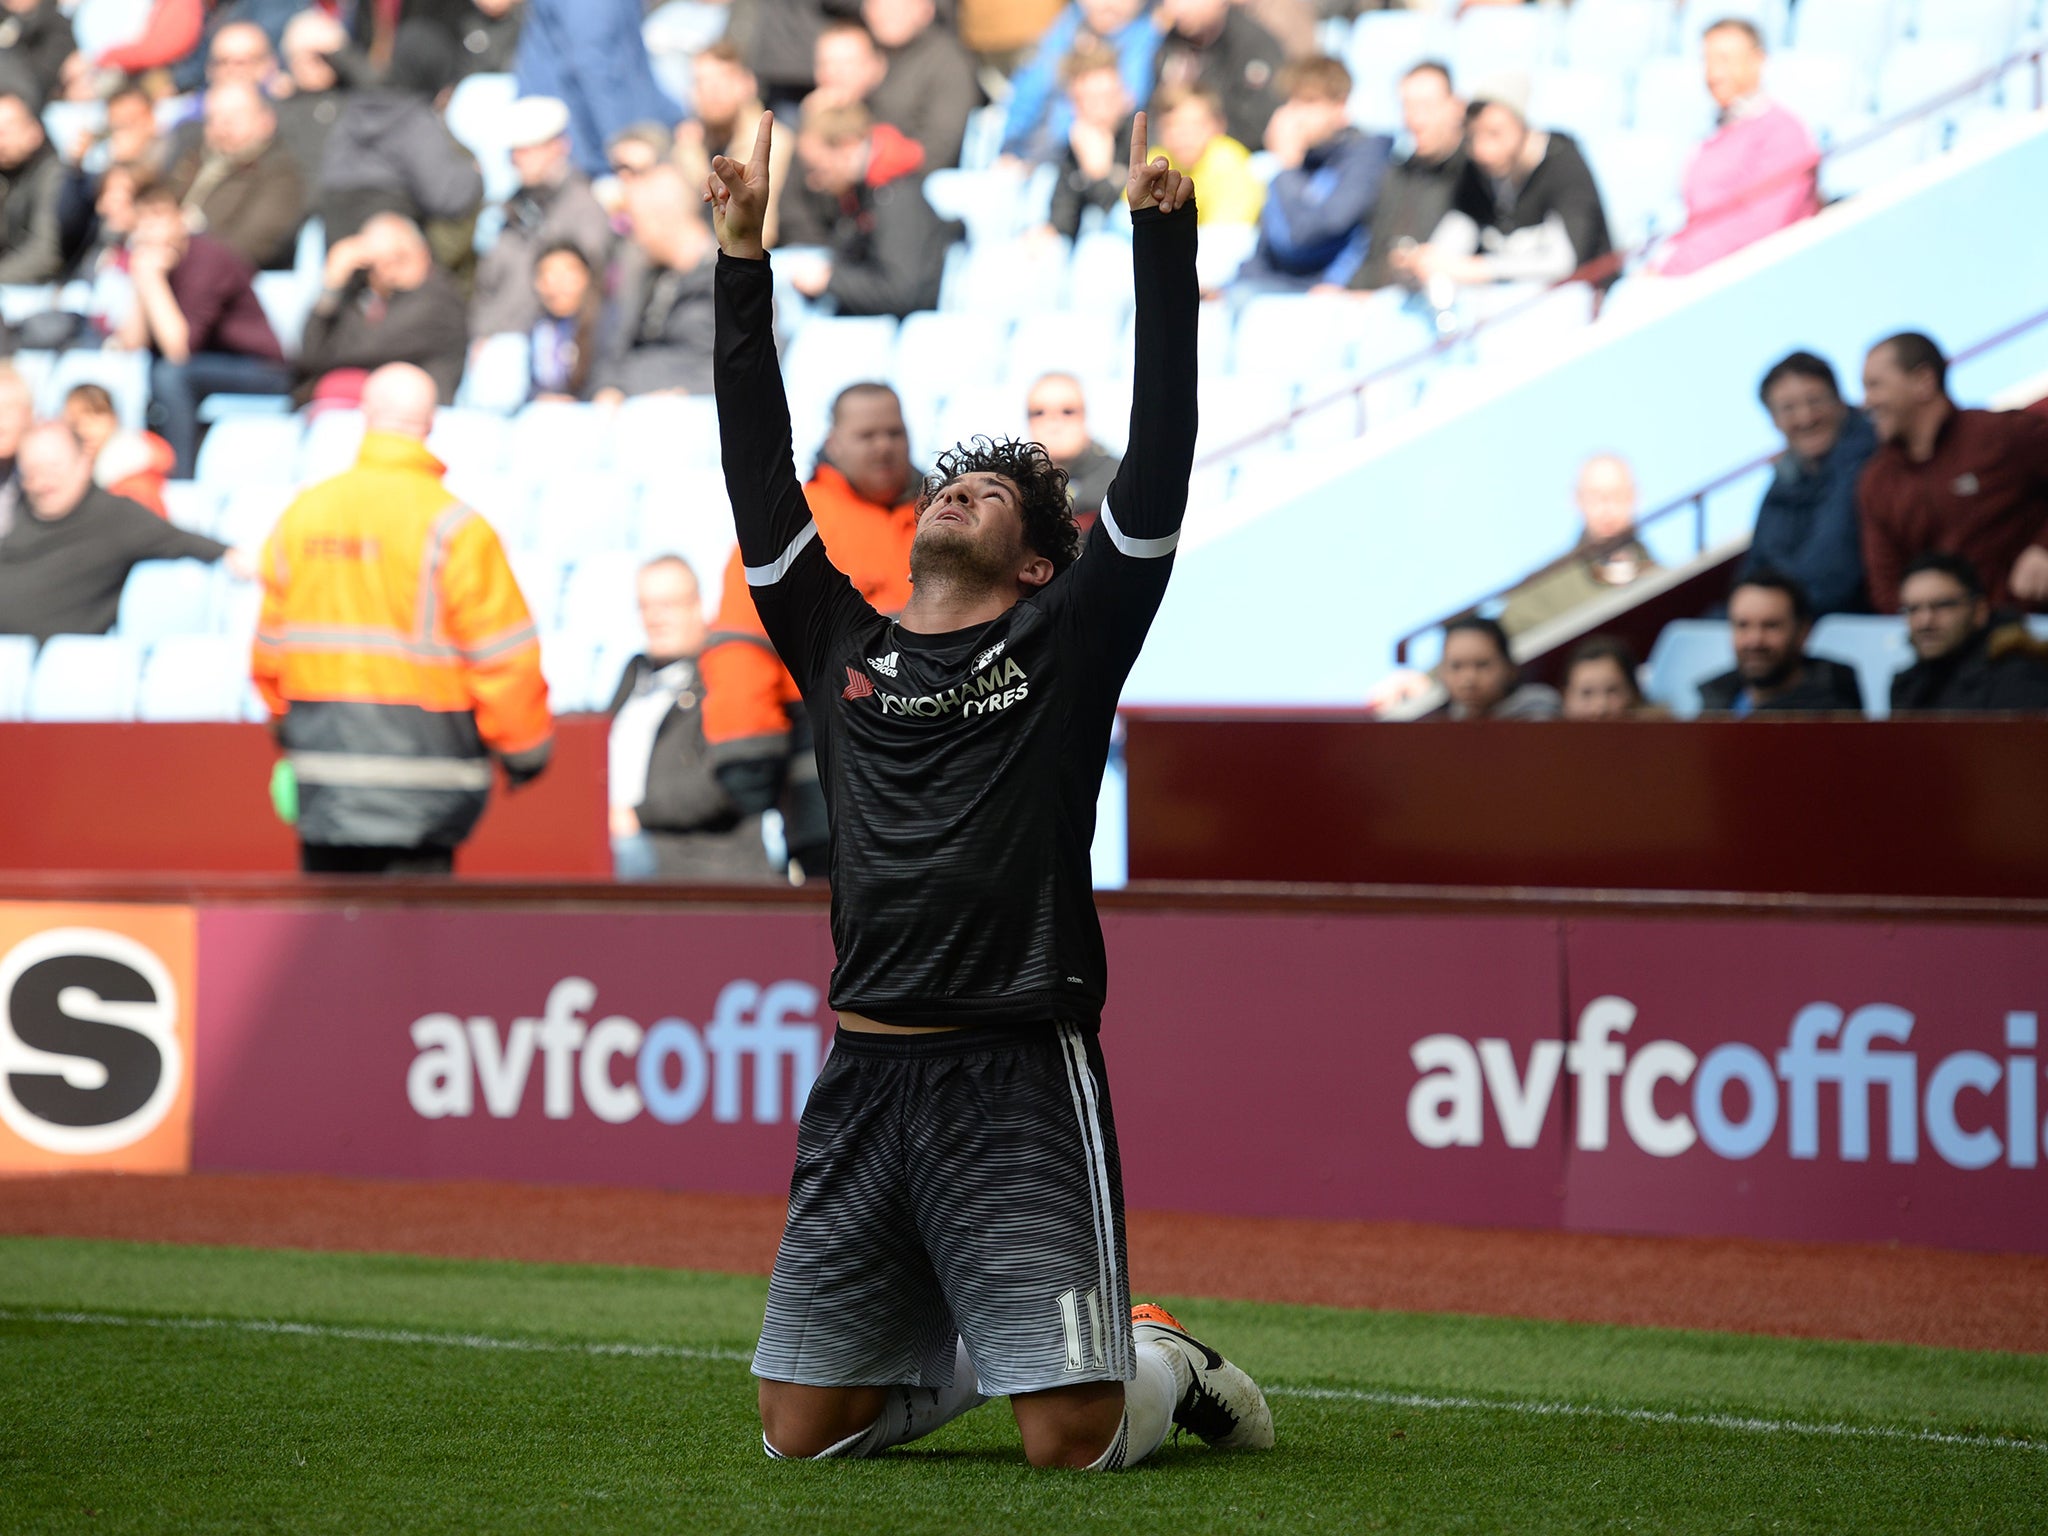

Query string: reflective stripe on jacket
[251,430,551,848]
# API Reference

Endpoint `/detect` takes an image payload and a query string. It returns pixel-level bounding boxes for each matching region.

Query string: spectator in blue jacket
[999,0,1160,164]
[1742,350,1877,617]
[1236,55,1391,291]
[516,0,682,179]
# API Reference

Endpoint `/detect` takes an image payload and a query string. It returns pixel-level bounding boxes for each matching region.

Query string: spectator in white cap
[1392,71,1613,296]
[471,94,615,339]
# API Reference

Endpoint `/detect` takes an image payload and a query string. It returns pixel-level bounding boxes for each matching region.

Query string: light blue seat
[1470,282,1596,369]
[27,634,143,721]
[214,482,297,549]
[614,394,723,481]
[1066,229,1135,316]
[930,385,1026,457]
[445,73,521,204]
[1529,68,1630,142]
[1810,615,1912,720]
[539,630,601,713]
[507,400,612,482]
[197,392,294,425]
[557,551,646,649]
[508,551,566,633]
[1765,50,1872,143]
[1344,11,1454,133]
[1453,3,1562,85]
[1233,294,1361,380]
[940,238,1068,316]
[638,471,735,564]
[958,102,1008,172]
[924,167,1046,247]
[1677,0,1790,49]
[426,407,513,478]
[1563,0,1670,73]
[253,270,316,357]
[299,408,366,482]
[1792,0,1903,73]
[0,634,34,720]
[0,286,58,326]
[117,559,218,645]
[1878,40,1994,124]
[1194,224,1258,293]
[1195,375,1294,458]
[443,469,538,550]
[1911,0,2027,63]
[38,350,150,430]
[1645,620,1736,718]
[530,473,642,561]
[892,310,1012,423]
[1584,131,1690,249]
[1631,55,1717,143]
[1002,310,1125,388]
[195,414,303,485]
[70,0,154,57]
[137,634,251,722]
[161,480,223,537]
[457,331,533,414]
[783,316,901,402]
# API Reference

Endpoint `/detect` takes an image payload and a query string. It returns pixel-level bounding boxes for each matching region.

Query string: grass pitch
[2,1236,2044,1534]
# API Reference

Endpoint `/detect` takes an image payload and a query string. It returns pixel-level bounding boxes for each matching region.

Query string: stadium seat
[1645,620,1736,718]
[1562,0,1671,74]
[892,311,1013,422]
[1079,374,1133,457]
[1348,292,1437,376]
[161,481,222,537]
[0,285,58,326]
[930,385,1027,455]
[1195,224,1259,294]
[588,639,641,714]
[1677,0,1790,50]
[940,237,1068,316]
[444,469,537,549]
[0,634,34,721]
[445,73,520,204]
[1631,56,1718,143]
[1809,615,1913,720]
[1583,131,1690,249]
[924,166,1049,248]
[456,332,534,415]
[508,551,565,633]
[1066,228,1136,316]
[254,271,316,357]
[1195,375,1294,458]
[194,414,303,486]
[137,634,252,722]
[1764,50,1871,144]
[529,473,642,560]
[1233,294,1366,380]
[1470,283,1596,369]
[426,408,513,478]
[1818,115,1931,199]
[507,401,613,482]
[38,350,150,430]
[1344,11,1454,133]
[1792,0,1903,73]
[215,482,297,549]
[298,409,366,482]
[557,551,646,649]
[539,631,602,713]
[1877,40,1994,124]
[116,559,218,645]
[1001,310,1126,388]
[1911,0,2027,64]
[27,634,143,721]
[1453,4,1562,86]
[70,0,155,56]
[613,394,724,482]
[1529,68,1630,142]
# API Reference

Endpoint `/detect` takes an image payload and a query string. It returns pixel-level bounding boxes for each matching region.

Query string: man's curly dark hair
[918,436,1083,575]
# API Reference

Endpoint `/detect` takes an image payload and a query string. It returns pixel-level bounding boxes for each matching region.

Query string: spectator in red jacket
[1858,332,2048,613]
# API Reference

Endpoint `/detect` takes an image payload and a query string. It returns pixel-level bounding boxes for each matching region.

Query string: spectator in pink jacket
[1655,18,1818,278]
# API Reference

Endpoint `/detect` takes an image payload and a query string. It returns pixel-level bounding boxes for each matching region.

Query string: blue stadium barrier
[27,635,143,722]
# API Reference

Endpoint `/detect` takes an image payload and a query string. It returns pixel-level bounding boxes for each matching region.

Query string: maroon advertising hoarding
[189,905,2046,1253]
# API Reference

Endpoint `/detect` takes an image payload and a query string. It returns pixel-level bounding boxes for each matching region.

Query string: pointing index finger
[1128,110,1148,177]
[749,111,774,177]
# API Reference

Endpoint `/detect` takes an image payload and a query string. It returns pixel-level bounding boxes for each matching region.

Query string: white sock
[762,1340,988,1460]
[1082,1343,1181,1472]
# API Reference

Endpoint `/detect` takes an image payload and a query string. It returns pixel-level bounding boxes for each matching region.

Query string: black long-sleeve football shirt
[713,201,1198,1030]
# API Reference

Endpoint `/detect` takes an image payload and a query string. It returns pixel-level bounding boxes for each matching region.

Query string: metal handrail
[1389,298,2048,665]
[1196,39,2048,472]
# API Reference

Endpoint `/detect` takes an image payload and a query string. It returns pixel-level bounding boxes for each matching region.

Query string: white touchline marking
[4,1307,2042,1456]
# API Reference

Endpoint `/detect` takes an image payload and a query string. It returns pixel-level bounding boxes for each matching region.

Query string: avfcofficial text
[878,656,1030,718]
[1408,996,2042,1170]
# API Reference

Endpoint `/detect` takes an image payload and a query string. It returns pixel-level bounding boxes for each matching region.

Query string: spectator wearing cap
[1151,0,1283,153]
[1652,18,1818,279]
[1889,551,2048,713]
[676,44,792,246]
[0,89,64,283]
[784,96,959,319]
[590,165,717,400]
[1154,83,1262,228]
[1000,0,1160,165]
[317,19,485,246]
[1431,616,1561,720]
[1743,351,1876,617]
[1349,61,1468,294]
[1026,371,1119,525]
[471,96,613,339]
[1238,56,1392,292]
[114,185,292,477]
[299,212,469,406]
[516,0,681,179]
[864,0,984,173]
[1859,332,2048,614]
[0,0,75,109]
[1395,73,1612,293]
[162,81,306,271]
[1698,571,1864,716]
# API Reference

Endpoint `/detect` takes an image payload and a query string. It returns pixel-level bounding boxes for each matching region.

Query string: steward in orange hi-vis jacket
[700,383,918,876]
[251,365,551,874]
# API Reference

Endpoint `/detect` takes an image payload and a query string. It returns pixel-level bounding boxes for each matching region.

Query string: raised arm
[707,116,872,686]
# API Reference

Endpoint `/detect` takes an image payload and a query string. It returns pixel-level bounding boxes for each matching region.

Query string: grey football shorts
[751,1021,1135,1398]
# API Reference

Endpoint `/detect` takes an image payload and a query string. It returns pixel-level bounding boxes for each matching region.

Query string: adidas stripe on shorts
[751,1022,1135,1398]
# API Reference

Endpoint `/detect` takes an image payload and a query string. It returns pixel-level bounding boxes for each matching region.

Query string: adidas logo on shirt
[868,652,900,678]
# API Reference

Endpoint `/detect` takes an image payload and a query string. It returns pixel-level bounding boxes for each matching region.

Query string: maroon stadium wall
[3,892,2042,1254]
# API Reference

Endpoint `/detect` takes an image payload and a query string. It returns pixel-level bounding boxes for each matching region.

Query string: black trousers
[299,844,456,875]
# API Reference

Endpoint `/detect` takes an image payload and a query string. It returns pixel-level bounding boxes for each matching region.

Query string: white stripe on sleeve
[1098,497,1180,559]
[744,520,821,586]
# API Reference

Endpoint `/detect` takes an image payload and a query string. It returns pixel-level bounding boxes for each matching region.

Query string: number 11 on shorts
[1057,1286,1106,1371]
